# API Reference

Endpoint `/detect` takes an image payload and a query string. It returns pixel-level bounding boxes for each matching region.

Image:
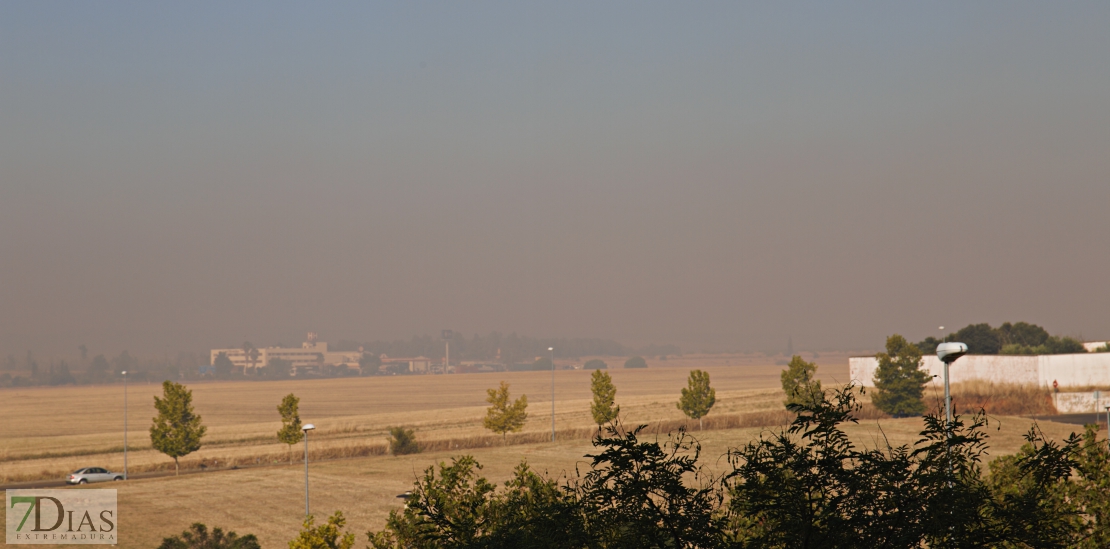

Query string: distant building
[211,333,361,375]
[380,356,432,373]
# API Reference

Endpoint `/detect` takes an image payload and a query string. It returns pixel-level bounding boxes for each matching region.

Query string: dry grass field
[1,355,853,481]
[1,355,1099,548]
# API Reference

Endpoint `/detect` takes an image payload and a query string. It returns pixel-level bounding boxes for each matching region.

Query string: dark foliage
[388,426,420,455]
[368,385,1101,549]
[916,321,1087,356]
[158,523,260,549]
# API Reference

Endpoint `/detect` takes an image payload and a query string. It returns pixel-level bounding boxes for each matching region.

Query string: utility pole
[549,347,555,442]
[122,370,128,480]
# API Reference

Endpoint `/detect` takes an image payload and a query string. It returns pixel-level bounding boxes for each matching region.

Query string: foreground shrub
[289,511,355,549]
[157,523,260,549]
[388,426,420,455]
[366,386,1102,548]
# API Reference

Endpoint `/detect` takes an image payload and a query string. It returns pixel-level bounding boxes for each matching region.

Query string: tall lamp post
[549,347,555,443]
[936,342,968,428]
[302,423,315,516]
[122,370,128,481]
[936,342,967,486]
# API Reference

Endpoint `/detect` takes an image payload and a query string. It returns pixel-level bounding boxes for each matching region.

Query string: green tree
[388,426,419,455]
[212,352,234,377]
[584,359,608,370]
[997,321,1051,348]
[952,323,1002,354]
[1058,424,1110,547]
[157,523,260,549]
[678,369,716,430]
[288,511,355,549]
[359,352,381,375]
[623,356,647,369]
[590,370,619,425]
[780,355,823,409]
[150,380,207,475]
[872,334,930,417]
[263,358,292,379]
[533,357,553,371]
[86,354,110,379]
[277,393,303,464]
[483,381,528,440]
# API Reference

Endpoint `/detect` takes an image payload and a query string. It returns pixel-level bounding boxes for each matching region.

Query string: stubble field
[0,354,1093,548]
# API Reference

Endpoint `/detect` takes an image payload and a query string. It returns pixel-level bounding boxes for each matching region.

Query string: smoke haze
[2,2,1108,357]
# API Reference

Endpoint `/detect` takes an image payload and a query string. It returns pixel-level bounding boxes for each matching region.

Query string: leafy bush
[289,511,355,549]
[584,359,608,370]
[1001,336,1087,356]
[623,356,647,369]
[388,426,420,455]
[158,523,260,549]
[367,386,1098,548]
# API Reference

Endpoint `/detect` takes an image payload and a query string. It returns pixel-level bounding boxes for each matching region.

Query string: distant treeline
[335,332,681,364]
[0,349,205,388]
[914,321,1088,356]
[0,334,681,388]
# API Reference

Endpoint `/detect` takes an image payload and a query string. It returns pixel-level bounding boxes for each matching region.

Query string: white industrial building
[849,350,1110,388]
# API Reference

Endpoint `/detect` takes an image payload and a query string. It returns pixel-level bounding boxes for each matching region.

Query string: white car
[67,467,123,484]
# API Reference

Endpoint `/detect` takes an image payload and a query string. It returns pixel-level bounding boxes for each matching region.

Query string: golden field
[1,354,1097,548]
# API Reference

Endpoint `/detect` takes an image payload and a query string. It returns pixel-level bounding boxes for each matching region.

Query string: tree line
[914,321,1087,356]
[342,332,680,364]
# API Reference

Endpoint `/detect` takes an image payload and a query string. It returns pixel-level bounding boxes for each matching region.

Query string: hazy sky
[2,2,1108,358]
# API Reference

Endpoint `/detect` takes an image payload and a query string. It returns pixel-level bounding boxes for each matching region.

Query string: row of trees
[344,332,680,365]
[145,366,719,475]
[915,321,1087,356]
[0,350,200,388]
[479,369,718,440]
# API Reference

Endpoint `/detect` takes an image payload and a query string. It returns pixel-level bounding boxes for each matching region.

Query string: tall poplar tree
[590,370,619,425]
[483,381,528,441]
[277,393,304,464]
[678,370,716,430]
[150,381,206,475]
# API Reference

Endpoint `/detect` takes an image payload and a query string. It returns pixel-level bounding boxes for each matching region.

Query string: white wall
[1053,392,1110,414]
[849,353,1110,388]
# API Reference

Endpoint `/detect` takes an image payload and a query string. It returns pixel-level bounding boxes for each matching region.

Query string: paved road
[0,467,220,491]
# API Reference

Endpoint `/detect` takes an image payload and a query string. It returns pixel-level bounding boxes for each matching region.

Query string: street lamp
[549,347,555,443]
[302,424,315,516]
[121,371,128,481]
[936,342,968,427]
[937,342,967,487]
